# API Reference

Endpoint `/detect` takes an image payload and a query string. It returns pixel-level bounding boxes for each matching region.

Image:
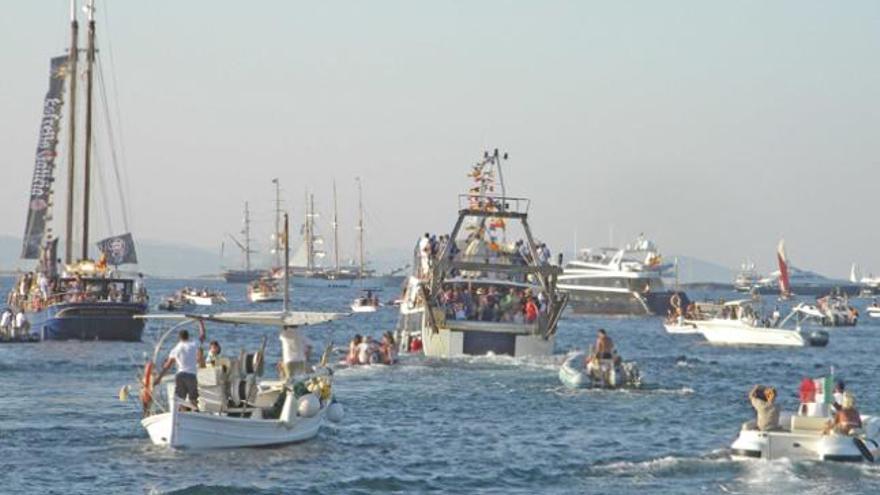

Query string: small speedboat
[682,299,829,347]
[350,291,380,313]
[180,288,227,307]
[867,303,880,319]
[663,319,700,334]
[248,278,283,303]
[731,378,880,462]
[558,351,641,389]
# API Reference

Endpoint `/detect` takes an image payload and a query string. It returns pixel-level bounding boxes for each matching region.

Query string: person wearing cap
[749,385,780,431]
[826,391,862,435]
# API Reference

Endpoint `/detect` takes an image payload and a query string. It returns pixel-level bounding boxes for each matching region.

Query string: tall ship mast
[7,0,147,341]
[222,201,263,283]
[394,149,568,358]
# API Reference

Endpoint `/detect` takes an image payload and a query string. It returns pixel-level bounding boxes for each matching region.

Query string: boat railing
[458,194,530,216]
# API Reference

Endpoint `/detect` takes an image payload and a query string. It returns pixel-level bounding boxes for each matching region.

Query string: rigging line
[93,141,115,237]
[96,53,130,232]
[98,4,134,224]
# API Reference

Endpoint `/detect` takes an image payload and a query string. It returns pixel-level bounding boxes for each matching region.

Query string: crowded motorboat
[813,294,858,327]
[558,329,641,389]
[664,299,829,347]
[731,376,880,462]
[180,287,228,306]
[392,150,568,359]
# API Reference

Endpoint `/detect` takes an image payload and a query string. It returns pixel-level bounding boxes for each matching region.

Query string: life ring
[140,361,154,412]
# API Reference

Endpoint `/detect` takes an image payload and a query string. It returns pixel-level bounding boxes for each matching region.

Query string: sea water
[1,276,879,494]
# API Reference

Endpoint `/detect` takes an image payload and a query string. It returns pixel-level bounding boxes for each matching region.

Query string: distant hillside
[667,255,734,284]
[0,235,412,278]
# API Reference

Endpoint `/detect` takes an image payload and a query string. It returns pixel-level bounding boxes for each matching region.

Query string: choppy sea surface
[2,276,880,494]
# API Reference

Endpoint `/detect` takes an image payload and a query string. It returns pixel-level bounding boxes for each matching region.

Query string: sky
[1,0,879,278]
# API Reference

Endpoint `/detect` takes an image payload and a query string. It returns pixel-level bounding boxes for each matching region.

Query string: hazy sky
[2,1,878,277]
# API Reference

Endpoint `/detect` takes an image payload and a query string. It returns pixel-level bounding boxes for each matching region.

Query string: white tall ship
[394,150,568,358]
[558,235,688,316]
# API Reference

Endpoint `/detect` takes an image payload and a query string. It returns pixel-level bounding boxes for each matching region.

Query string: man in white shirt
[13,310,29,338]
[0,308,12,337]
[280,327,311,379]
[418,233,431,278]
[156,329,202,409]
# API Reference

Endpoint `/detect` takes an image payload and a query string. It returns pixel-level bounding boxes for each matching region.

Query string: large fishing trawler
[394,150,567,358]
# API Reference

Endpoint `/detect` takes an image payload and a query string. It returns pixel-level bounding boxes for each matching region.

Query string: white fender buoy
[297,393,320,418]
[327,401,344,423]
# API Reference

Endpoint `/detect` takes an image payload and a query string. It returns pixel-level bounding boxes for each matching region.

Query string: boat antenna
[272,178,281,269]
[64,0,79,265]
[332,179,340,273]
[356,177,364,279]
[80,0,96,261]
[283,212,290,314]
[243,201,252,272]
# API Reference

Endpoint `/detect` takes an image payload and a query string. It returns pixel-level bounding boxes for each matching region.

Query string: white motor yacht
[677,300,828,347]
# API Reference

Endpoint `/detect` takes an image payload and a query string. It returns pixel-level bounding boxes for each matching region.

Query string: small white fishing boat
[558,351,641,389]
[868,304,880,318]
[136,214,347,449]
[248,278,283,303]
[732,377,880,462]
[663,318,700,335]
[350,291,380,313]
[180,288,227,306]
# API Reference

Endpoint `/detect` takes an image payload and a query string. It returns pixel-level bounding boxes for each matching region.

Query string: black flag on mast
[96,233,138,265]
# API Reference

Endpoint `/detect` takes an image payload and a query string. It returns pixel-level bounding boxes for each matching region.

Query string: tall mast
[332,180,340,273]
[80,0,96,261]
[272,178,281,268]
[308,193,316,271]
[64,0,78,265]
[356,177,364,278]
[243,201,252,272]
[303,192,312,272]
[282,212,290,314]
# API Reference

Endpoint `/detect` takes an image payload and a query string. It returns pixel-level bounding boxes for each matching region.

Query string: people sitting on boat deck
[825,392,862,435]
[155,329,203,410]
[748,385,780,431]
[439,284,545,324]
[205,340,222,367]
[594,329,614,359]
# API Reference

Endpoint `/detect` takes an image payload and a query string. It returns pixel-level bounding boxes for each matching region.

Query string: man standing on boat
[156,329,202,410]
[280,327,312,379]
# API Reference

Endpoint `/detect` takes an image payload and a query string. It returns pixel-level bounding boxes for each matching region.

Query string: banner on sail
[21,56,69,259]
[96,233,139,265]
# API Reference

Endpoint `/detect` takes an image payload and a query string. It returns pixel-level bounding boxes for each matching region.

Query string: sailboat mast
[308,193,316,271]
[304,192,312,272]
[272,178,281,268]
[332,180,340,273]
[80,0,96,261]
[283,212,290,313]
[64,0,78,265]
[244,201,251,272]
[356,177,364,278]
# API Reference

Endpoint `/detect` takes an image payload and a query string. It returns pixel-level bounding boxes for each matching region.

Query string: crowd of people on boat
[6,270,148,312]
[345,332,398,365]
[416,231,554,280]
[747,378,863,436]
[438,284,545,324]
